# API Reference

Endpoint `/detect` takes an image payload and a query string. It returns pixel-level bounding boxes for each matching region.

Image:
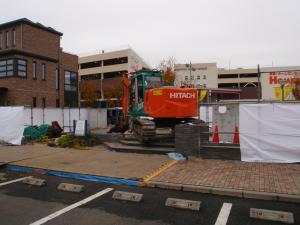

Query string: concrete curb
[182,184,210,193]
[146,181,300,204]
[243,190,277,201]
[154,181,182,190]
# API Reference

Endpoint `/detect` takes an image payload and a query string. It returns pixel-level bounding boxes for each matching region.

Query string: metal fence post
[42,106,45,124]
[30,105,33,126]
[257,64,261,102]
[79,105,81,120]
[62,107,64,132]
[69,105,71,132]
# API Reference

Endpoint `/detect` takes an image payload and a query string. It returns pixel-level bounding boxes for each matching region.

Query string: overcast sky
[2,0,300,68]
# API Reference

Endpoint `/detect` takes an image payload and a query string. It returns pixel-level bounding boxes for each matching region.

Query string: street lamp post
[185,62,194,87]
[279,80,288,101]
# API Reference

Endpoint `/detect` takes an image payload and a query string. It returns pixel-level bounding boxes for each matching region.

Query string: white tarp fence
[0,107,107,145]
[23,108,107,131]
[239,103,300,163]
[0,107,25,145]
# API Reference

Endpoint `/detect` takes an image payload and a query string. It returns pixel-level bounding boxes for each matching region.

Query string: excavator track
[132,117,156,143]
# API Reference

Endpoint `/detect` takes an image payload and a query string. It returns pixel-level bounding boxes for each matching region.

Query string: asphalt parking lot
[0,169,299,225]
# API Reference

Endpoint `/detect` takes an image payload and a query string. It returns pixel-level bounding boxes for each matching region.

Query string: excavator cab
[128,70,163,117]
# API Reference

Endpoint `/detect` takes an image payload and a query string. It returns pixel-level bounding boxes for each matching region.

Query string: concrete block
[155,182,182,190]
[277,194,300,204]
[22,177,46,187]
[112,191,143,203]
[165,198,201,211]
[212,188,243,197]
[182,184,211,193]
[243,191,277,201]
[57,183,85,193]
[250,208,294,224]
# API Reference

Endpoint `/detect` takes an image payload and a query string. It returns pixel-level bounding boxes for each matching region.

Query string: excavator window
[144,76,162,89]
[137,76,143,103]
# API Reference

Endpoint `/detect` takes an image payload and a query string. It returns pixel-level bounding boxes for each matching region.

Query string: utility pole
[100,50,104,101]
[189,61,192,86]
[185,61,193,87]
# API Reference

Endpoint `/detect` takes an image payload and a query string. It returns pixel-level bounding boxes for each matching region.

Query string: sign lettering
[170,92,196,99]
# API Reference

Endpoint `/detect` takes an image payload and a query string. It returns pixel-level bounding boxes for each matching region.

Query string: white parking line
[0,176,32,187]
[214,203,232,225]
[29,188,113,225]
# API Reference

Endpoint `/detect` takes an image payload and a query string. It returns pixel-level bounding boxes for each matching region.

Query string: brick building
[0,18,78,107]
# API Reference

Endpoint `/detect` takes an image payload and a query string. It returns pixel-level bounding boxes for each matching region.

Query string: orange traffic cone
[233,126,240,144]
[212,126,219,143]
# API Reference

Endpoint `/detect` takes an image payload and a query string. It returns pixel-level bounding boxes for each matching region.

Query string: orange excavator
[122,69,199,143]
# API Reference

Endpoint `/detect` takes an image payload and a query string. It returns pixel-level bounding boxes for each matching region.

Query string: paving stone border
[147,181,300,204]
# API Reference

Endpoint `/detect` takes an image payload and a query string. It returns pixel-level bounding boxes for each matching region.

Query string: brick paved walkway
[152,159,300,195]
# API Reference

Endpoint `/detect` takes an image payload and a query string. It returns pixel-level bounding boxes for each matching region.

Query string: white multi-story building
[174,63,218,88]
[79,48,149,81]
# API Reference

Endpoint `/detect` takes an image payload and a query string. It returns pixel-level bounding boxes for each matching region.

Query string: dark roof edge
[0,18,63,36]
[61,50,78,58]
[0,49,59,63]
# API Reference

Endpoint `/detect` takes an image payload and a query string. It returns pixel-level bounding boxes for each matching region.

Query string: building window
[0,33,2,49]
[0,59,14,77]
[64,71,78,107]
[103,57,128,66]
[12,29,16,46]
[218,74,238,79]
[32,97,37,108]
[218,83,239,88]
[33,62,37,79]
[96,91,101,99]
[81,74,101,80]
[64,71,77,91]
[191,75,194,80]
[197,75,200,80]
[17,59,27,77]
[42,97,46,108]
[0,59,26,77]
[185,76,188,81]
[103,70,126,79]
[80,61,101,69]
[56,99,60,108]
[203,75,206,79]
[6,31,9,47]
[55,68,59,90]
[239,73,258,78]
[42,63,46,80]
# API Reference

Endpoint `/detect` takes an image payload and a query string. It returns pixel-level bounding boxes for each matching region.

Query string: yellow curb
[142,160,177,184]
